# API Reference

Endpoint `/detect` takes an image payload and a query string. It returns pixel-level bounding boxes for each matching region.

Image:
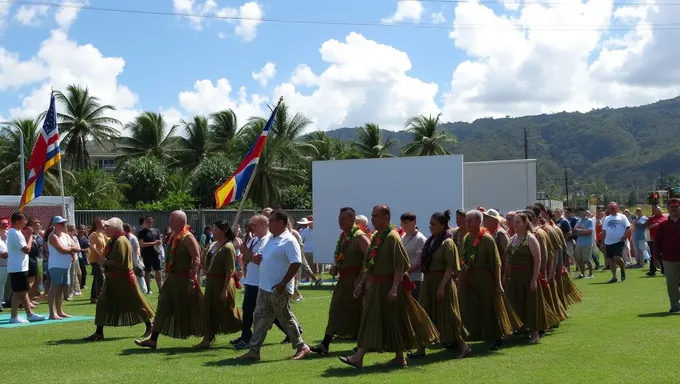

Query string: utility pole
[564,166,569,208]
[523,127,528,159]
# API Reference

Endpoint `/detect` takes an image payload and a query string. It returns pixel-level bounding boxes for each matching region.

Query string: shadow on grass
[46,337,128,345]
[203,355,290,367]
[119,346,233,356]
[637,312,674,318]
[298,285,336,292]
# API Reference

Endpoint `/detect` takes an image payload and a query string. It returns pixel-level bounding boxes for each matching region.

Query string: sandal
[338,356,362,369]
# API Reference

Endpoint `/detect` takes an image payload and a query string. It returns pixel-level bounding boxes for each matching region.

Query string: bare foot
[292,345,311,360]
[239,351,261,361]
[49,315,62,320]
[194,340,211,349]
[58,313,72,318]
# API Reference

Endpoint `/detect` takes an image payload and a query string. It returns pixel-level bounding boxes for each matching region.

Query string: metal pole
[19,129,26,194]
[564,166,569,208]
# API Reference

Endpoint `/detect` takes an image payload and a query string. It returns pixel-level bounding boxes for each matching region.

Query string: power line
[3,0,680,31]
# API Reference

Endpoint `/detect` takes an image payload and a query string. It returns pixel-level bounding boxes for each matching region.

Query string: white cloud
[55,0,88,31]
[441,0,680,122]
[173,0,264,42]
[15,5,50,26]
[252,62,276,87]
[430,12,446,24]
[501,0,521,12]
[272,32,439,131]
[177,78,267,124]
[382,0,424,23]
[3,29,139,127]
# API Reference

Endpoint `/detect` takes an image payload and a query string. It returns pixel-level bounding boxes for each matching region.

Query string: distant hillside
[325,97,680,195]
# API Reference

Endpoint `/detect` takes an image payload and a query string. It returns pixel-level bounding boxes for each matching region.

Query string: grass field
[2,267,679,384]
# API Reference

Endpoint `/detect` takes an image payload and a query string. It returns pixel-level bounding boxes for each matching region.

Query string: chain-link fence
[74,209,313,232]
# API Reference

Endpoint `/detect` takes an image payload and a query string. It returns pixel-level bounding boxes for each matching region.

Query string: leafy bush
[116,156,168,204]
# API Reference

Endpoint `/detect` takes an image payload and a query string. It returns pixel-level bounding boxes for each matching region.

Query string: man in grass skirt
[83,218,154,341]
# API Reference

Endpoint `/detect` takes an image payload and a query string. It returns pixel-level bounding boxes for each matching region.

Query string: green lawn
[2,268,678,384]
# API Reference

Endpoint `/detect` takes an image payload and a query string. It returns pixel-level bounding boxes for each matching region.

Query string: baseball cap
[51,216,68,224]
[483,209,501,221]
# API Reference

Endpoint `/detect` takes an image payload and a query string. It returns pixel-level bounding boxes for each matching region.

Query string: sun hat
[483,209,501,221]
[51,216,68,224]
[297,218,312,225]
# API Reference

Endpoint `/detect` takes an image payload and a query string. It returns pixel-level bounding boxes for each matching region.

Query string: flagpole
[19,129,26,194]
[52,88,67,218]
[231,96,283,230]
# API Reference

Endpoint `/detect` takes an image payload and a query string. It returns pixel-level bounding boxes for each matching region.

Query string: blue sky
[1,1,678,131]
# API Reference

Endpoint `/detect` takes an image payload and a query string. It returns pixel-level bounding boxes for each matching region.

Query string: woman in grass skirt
[339,205,438,369]
[544,223,570,309]
[311,207,369,356]
[410,210,470,360]
[504,213,560,344]
[84,217,154,341]
[136,211,203,349]
[458,210,522,351]
[196,221,243,349]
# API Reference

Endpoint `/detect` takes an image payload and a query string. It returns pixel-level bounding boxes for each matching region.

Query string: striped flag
[19,94,61,211]
[214,103,279,209]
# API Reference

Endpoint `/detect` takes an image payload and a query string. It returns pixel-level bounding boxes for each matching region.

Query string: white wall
[312,156,464,264]
[463,159,537,214]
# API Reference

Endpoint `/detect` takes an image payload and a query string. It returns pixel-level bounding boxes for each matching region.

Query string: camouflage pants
[249,289,304,353]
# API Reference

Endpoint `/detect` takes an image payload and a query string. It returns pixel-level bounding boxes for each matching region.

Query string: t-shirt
[634,216,648,241]
[258,231,302,295]
[569,217,579,239]
[138,227,161,259]
[129,234,140,257]
[28,234,44,260]
[241,233,271,287]
[7,228,29,273]
[647,215,667,241]
[575,218,594,246]
[79,236,90,261]
[602,213,631,245]
[0,237,8,267]
[402,231,427,282]
[299,227,313,254]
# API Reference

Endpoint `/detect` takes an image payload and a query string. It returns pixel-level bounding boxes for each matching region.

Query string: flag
[214,103,279,209]
[19,94,61,211]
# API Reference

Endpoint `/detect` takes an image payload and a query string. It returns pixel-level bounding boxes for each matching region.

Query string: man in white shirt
[239,210,311,361]
[6,213,45,323]
[602,202,631,284]
[0,218,9,311]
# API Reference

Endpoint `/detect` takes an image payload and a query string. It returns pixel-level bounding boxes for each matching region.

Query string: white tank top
[48,232,73,269]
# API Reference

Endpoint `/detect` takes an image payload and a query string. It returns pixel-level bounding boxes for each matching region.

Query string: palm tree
[210,109,238,143]
[54,84,121,170]
[66,167,123,209]
[353,123,397,158]
[116,112,179,162]
[401,113,457,156]
[176,115,217,172]
[304,131,357,160]
[0,119,62,195]
[235,103,314,207]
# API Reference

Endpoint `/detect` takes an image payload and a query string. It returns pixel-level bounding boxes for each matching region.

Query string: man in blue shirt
[573,210,595,278]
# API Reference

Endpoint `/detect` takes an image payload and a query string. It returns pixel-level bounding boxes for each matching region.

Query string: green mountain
[324,97,680,197]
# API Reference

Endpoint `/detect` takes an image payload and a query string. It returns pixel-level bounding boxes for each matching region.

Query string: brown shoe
[292,345,311,360]
[238,351,260,361]
[135,339,157,350]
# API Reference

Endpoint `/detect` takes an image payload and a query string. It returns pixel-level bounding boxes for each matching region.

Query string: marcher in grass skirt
[339,205,438,369]
[504,212,560,344]
[195,221,243,349]
[311,207,369,356]
[84,217,154,341]
[410,210,471,360]
[458,210,522,351]
[135,211,203,349]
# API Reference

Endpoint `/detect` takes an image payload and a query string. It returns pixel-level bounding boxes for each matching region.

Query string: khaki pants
[248,289,304,353]
[662,261,680,309]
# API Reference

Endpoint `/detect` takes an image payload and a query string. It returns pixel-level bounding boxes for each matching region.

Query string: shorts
[142,253,161,273]
[28,257,38,278]
[9,271,30,292]
[605,242,625,259]
[574,245,593,263]
[49,267,70,286]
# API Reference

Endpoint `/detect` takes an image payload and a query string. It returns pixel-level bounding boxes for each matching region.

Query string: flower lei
[460,228,488,271]
[334,225,359,269]
[358,223,372,238]
[506,233,529,258]
[363,224,395,273]
[164,225,190,273]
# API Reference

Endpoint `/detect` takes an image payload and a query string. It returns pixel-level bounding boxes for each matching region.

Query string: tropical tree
[353,123,396,158]
[116,112,179,162]
[304,131,355,161]
[189,154,235,208]
[66,167,124,209]
[54,84,121,170]
[235,103,314,207]
[176,115,218,172]
[0,119,62,195]
[116,155,168,205]
[402,113,457,156]
[210,109,238,143]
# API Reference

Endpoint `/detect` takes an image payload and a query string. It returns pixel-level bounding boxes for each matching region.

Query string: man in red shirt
[646,206,667,276]
[653,198,680,313]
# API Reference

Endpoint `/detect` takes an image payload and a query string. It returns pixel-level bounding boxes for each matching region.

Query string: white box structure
[463,159,537,214]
